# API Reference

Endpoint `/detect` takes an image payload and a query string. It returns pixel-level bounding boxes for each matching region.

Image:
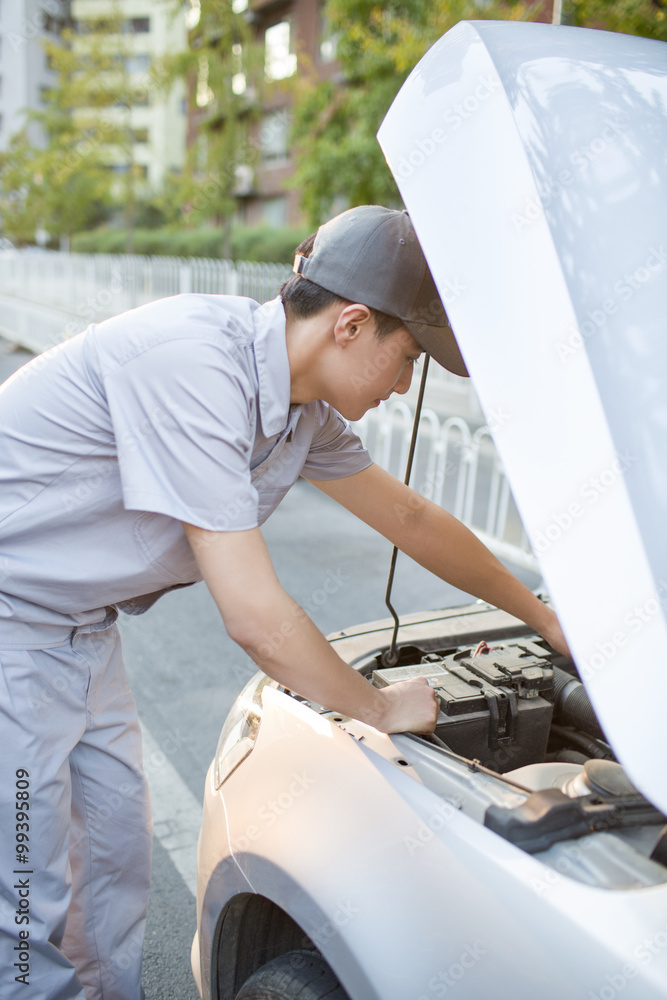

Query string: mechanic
[0,205,568,999]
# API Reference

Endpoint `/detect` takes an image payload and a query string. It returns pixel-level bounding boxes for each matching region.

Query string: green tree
[567,0,667,38]
[163,0,266,256]
[290,0,540,224]
[0,123,111,246]
[291,0,666,224]
[0,3,163,249]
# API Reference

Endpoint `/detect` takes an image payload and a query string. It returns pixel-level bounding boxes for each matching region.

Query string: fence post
[179,260,192,294]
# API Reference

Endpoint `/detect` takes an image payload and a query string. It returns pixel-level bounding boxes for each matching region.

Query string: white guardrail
[0,249,292,351]
[352,400,536,573]
[0,248,537,572]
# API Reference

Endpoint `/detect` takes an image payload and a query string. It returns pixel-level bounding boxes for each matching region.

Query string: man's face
[334,323,423,422]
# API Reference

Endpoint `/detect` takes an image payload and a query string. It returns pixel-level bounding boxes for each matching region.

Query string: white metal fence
[0,249,291,353]
[0,248,536,572]
[353,400,537,572]
[0,248,479,404]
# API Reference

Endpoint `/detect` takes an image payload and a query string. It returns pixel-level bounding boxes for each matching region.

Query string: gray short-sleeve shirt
[0,294,372,642]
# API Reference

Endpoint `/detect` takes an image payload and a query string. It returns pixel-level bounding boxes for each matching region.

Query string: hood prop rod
[380,354,430,667]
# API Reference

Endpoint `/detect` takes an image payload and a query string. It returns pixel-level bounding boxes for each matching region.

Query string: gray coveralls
[0,294,371,999]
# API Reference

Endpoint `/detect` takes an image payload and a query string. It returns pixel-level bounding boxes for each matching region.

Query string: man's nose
[394,364,413,395]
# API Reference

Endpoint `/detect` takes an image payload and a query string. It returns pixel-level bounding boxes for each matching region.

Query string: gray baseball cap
[293,205,469,377]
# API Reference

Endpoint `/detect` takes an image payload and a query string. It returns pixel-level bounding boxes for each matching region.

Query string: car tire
[235,949,350,999]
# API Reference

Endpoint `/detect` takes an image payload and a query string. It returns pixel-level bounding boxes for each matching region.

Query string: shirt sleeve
[103,336,260,531]
[300,401,373,481]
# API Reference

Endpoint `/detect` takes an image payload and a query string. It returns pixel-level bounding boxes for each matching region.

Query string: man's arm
[182,522,439,733]
[308,463,570,656]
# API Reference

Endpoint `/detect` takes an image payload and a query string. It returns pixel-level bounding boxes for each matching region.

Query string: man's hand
[182,522,439,734]
[374,677,439,734]
[535,605,571,658]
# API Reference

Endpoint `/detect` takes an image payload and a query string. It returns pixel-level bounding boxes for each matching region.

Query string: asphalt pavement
[0,338,540,998]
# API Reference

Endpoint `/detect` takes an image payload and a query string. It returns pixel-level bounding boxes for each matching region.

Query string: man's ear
[333,303,373,347]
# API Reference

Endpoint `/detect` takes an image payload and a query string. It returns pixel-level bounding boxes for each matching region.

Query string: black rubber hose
[554,748,589,766]
[550,724,612,760]
[553,666,606,741]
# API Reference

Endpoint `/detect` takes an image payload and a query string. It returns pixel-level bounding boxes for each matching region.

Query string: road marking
[141,724,202,896]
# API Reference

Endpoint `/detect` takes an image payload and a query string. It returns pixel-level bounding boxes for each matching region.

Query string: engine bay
[368,636,616,779]
[364,636,667,862]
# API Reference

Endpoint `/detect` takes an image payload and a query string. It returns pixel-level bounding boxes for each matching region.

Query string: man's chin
[337,403,369,421]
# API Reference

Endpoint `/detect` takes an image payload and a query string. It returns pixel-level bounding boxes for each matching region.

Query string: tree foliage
[290,0,541,224]
[568,0,667,39]
[161,0,266,251]
[290,0,667,224]
[0,3,158,246]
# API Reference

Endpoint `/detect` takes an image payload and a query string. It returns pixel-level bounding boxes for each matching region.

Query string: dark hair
[280,232,404,340]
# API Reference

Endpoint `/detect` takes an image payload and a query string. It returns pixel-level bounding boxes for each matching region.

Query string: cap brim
[405,320,469,377]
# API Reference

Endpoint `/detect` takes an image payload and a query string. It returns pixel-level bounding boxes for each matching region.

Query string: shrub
[71,224,311,263]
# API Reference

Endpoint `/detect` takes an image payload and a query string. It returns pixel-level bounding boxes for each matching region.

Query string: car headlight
[212,672,271,789]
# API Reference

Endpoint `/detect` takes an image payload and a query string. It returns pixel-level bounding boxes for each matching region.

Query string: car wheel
[235,949,350,999]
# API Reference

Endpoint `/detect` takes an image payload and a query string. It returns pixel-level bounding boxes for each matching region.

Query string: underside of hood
[378,20,667,812]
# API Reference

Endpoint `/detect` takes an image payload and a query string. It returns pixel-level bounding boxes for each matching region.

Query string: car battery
[372,643,555,773]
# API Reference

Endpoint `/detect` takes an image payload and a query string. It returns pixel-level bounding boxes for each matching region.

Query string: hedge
[70,224,312,263]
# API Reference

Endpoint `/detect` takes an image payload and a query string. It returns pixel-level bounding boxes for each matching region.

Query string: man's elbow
[220,605,264,653]
[217,599,298,665]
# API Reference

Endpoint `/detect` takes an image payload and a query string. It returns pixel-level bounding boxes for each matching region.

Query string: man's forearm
[231,584,385,722]
[182,522,439,732]
[310,467,568,654]
[403,498,558,639]
[219,581,439,733]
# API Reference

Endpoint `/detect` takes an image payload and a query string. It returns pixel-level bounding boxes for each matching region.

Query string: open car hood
[378,21,667,812]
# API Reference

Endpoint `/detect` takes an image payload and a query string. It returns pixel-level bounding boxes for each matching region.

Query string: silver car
[192,20,667,1000]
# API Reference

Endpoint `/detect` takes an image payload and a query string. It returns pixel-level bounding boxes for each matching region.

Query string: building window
[259,110,289,166]
[319,10,338,63]
[196,55,213,107]
[107,163,148,179]
[231,42,245,96]
[44,15,65,36]
[185,1,201,30]
[233,164,254,196]
[261,195,288,228]
[75,18,116,35]
[75,17,149,35]
[264,22,296,81]
[125,54,150,74]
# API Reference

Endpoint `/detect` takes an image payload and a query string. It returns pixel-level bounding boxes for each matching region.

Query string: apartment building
[71,0,187,189]
[193,0,558,228]
[0,0,71,152]
[188,0,338,228]
[243,0,338,226]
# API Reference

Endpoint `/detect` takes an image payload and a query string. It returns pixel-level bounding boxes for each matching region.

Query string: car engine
[371,638,603,775]
[361,636,667,865]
